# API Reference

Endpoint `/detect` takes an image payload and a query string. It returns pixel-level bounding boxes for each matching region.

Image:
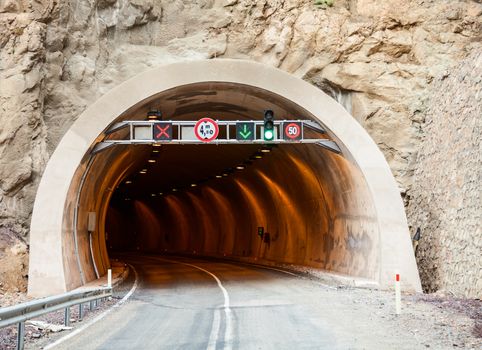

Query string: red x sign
[153,122,172,141]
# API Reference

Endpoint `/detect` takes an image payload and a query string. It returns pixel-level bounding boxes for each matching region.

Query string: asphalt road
[47,255,429,350]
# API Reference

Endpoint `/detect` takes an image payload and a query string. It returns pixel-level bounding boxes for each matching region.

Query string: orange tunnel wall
[106,145,379,280]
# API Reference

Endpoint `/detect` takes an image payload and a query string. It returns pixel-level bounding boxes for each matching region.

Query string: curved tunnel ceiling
[107,82,338,198]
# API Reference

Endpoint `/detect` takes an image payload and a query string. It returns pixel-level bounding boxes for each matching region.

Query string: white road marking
[44,264,139,349]
[158,258,233,350]
[206,309,221,350]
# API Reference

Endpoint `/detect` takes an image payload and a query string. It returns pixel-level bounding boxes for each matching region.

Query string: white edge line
[158,258,233,350]
[206,309,221,350]
[44,264,139,350]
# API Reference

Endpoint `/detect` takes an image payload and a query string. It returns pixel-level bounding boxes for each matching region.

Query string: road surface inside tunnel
[45,254,432,350]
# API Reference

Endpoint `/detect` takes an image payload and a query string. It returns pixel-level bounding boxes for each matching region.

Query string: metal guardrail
[0,287,112,350]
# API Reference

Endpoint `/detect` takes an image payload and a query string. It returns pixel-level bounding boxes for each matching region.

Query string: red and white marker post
[395,272,401,315]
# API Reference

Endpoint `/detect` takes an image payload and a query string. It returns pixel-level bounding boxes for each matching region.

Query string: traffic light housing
[263,110,274,141]
[257,226,264,238]
[147,109,162,120]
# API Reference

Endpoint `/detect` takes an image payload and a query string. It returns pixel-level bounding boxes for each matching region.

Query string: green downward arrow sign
[236,122,254,141]
[239,124,252,139]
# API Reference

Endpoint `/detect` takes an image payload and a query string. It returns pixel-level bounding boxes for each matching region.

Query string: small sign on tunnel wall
[258,226,264,238]
[88,212,96,232]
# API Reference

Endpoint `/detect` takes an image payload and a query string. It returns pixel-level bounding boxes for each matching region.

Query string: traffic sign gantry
[194,118,219,142]
[236,122,255,141]
[153,122,173,141]
[94,119,342,154]
[283,122,302,141]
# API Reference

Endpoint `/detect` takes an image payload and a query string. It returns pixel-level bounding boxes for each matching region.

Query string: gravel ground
[0,292,30,308]
[281,263,481,349]
[327,286,482,349]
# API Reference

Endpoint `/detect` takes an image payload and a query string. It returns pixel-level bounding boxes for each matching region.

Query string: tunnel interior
[61,82,379,290]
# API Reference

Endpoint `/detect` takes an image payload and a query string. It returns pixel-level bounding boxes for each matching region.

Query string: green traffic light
[264,129,274,140]
[264,109,275,141]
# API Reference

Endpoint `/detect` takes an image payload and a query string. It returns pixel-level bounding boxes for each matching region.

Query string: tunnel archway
[28,59,421,297]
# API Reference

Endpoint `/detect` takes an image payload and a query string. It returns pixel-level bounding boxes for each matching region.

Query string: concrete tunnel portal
[27,60,421,297]
[104,83,378,279]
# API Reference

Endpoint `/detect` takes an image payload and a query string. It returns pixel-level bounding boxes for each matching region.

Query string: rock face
[407,51,482,297]
[0,0,480,296]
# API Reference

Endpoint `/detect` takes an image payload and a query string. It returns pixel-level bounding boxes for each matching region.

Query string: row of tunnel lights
[122,144,275,201]
[121,109,278,200]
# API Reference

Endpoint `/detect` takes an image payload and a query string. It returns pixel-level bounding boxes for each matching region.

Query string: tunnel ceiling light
[222,173,229,177]
[172,188,178,192]
[125,180,132,184]
[151,193,156,197]
[152,149,160,153]
[124,198,131,201]
[139,169,147,174]
[152,143,161,147]
[147,109,162,120]
[215,175,223,179]
[159,192,163,195]
[236,165,246,170]
[191,184,197,187]
[261,146,271,153]
[148,159,156,163]
[254,153,263,159]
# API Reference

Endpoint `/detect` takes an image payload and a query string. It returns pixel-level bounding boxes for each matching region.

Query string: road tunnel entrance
[28,60,421,297]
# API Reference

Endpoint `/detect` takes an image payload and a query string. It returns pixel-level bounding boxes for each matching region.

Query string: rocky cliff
[408,50,481,297]
[0,0,480,296]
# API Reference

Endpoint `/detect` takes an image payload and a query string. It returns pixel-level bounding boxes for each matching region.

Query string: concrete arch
[28,59,421,296]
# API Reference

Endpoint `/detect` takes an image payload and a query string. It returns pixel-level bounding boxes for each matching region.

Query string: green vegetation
[314,0,334,7]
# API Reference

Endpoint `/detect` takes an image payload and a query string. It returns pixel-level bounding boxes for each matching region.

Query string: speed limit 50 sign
[282,122,303,141]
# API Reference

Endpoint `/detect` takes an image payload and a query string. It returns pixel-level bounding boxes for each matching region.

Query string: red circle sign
[284,123,301,139]
[194,118,219,142]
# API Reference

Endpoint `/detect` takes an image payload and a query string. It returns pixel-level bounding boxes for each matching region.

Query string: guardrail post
[64,307,71,326]
[90,300,95,310]
[17,321,25,350]
[79,303,84,321]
